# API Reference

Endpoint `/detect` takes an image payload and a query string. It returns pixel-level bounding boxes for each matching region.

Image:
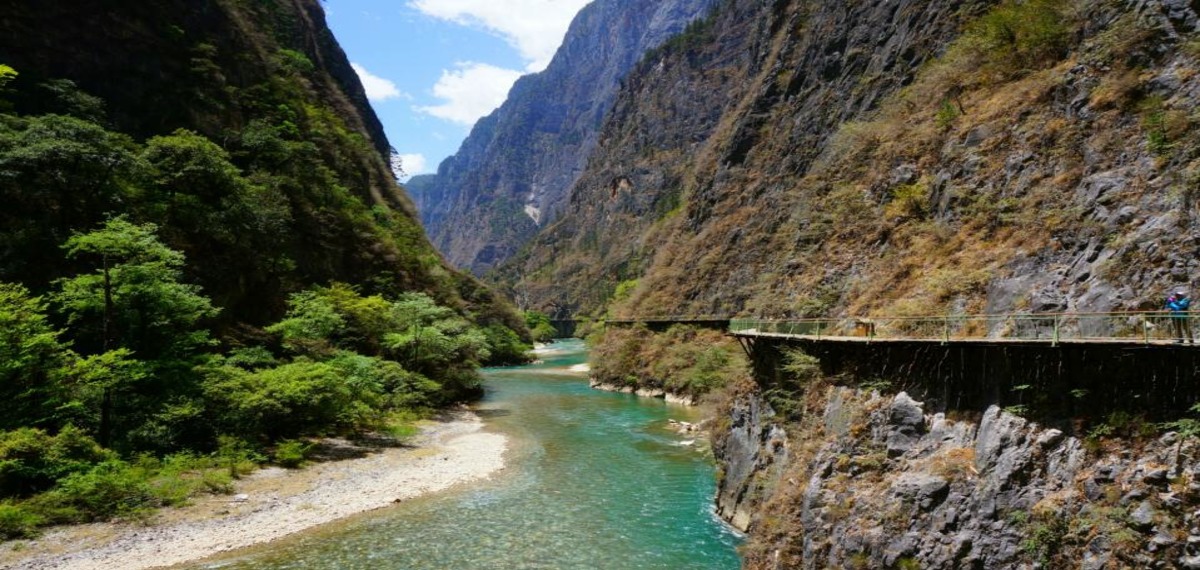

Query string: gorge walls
[408,0,717,278]
[498,0,1200,324]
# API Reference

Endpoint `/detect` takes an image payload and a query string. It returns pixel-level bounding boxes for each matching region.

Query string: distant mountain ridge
[408,0,717,275]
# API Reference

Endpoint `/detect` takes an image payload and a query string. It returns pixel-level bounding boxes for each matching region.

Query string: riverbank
[1,410,507,570]
[589,380,697,405]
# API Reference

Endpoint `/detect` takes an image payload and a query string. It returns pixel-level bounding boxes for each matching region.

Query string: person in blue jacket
[1167,289,1193,344]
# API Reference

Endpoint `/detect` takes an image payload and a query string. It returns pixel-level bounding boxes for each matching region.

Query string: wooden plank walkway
[730,329,1197,347]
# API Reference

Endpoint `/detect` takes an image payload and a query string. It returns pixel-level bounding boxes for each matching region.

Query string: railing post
[816,320,822,340]
[942,316,950,345]
[1143,314,1150,345]
[1052,314,1060,347]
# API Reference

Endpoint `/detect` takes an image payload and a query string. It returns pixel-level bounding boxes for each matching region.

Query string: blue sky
[324,1,591,180]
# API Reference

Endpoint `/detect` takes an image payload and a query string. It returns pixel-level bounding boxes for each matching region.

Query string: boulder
[892,473,951,511]
[886,393,926,457]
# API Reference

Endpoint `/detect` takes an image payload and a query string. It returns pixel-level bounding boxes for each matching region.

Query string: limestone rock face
[715,387,1200,569]
[503,0,989,315]
[408,0,716,277]
[712,391,787,531]
[499,0,1200,321]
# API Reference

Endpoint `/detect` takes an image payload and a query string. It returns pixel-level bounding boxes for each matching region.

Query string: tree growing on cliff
[53,219,217,449]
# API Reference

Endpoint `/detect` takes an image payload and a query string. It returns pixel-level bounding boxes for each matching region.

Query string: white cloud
[416,62,523,126]
[351,63,406,102]
[392,153,429,180]
[409,0,591,71]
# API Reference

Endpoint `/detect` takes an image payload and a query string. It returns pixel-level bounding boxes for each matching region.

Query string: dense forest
[0,0,533,539]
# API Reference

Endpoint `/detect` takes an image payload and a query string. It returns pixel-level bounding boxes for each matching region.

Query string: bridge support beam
[742,336,1200,423]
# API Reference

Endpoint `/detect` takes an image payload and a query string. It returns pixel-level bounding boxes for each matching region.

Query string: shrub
[935,98,960,129]
[215,436,261,479]
[0,502,42,539]
[203,360,364,439]
[885,181,930,220]
[272,440,310,468]
[39,460,157,522]
[612,279,639,304]
[965,0,1071,80]
[133,453,233,505]
[0,425,114,497]
[1161,403,1200,438]
[350,358,436,413]
[381,410,423,439]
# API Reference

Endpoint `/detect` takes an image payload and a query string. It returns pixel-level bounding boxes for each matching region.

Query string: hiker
[1167,289,1194,344]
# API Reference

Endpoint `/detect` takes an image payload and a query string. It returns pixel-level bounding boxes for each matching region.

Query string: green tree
[0,64,16,111]
[0,114,137,288]
[0,65,16,88]
[138,129,292,323]
[523,310,557,343]
[481,323,531,364]
[54,349,146,442]
[143,129,245,203]
[53,219,217,448]
[385,293,490,395]
[266,289,346,357]
[55,219,217,356]
[0,284,72,429]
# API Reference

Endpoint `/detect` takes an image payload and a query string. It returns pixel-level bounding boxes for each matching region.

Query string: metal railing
[604,315,732,323]
[729,312,1200,345]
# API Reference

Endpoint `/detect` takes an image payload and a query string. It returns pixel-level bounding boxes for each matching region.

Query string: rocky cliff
[532,1,1200,564]
[499,0,1200,321]
[407,0,716,277]
[716,383,1200,569]
[0,0,522,332]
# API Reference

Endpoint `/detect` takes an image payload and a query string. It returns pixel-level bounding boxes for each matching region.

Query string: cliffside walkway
[728,312,1200,421]
[601,312,1200,418]
[728,312,1199,347]
[602,312,1200,345]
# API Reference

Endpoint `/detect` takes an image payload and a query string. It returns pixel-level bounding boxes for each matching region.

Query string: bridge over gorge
[594,312,1200,421]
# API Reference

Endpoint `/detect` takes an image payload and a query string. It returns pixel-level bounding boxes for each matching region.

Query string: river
[192,339,742,569]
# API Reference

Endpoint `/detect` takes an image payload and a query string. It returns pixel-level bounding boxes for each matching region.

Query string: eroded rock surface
[716,387,1200,569]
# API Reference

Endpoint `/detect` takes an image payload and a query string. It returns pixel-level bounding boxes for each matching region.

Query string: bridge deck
[731,330,1195,347]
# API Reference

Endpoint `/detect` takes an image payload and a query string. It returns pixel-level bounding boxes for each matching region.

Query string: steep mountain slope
[501,0,1200,322]
[0,0,521,333]
[407,0,717,276]
[494,0,1200,566]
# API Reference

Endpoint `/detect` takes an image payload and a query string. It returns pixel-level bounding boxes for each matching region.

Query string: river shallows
[195,339,741,569]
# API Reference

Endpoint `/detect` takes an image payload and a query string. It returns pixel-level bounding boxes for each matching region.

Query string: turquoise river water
[193,339,742,569]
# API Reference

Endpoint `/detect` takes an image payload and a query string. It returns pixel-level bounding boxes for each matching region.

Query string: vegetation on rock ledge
[589,325,748,400]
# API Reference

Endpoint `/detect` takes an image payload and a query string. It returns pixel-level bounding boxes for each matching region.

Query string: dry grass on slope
[736,0,1199,319]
